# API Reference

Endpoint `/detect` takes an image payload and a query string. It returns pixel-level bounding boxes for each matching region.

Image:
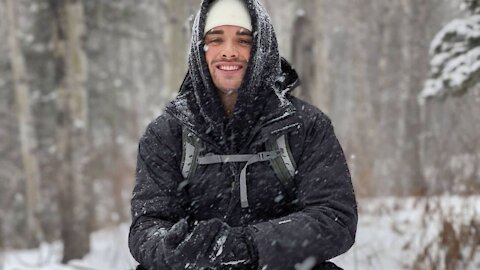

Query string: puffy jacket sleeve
[128,118,188,270]
[248,113,358,269]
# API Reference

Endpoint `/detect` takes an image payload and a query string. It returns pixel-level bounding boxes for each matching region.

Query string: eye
[206,38,222,44]
[239,39,252,46]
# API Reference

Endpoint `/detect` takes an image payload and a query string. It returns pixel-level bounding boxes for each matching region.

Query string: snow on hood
[167,0,299,152]
[186,0,281,123]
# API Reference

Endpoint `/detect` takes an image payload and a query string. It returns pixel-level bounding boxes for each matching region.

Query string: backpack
[180,127,296,208]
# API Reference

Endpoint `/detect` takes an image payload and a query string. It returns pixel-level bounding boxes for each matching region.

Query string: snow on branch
[461,0,480,14]
[420,15,480,100]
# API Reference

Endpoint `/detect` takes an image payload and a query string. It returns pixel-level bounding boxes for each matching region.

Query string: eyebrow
[205,29,253,37]
[237,31,253,37]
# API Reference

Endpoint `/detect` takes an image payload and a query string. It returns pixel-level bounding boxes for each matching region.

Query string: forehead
[205,25,252,35]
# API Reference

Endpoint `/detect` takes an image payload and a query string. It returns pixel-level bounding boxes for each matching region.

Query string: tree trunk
[162,0,189,104]
[291,0,315,103]
[401,0,428,196]
[5,0,42,248]
[49,0,90,262]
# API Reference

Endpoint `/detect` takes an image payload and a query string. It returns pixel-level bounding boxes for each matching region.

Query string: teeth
[219,65,240,71]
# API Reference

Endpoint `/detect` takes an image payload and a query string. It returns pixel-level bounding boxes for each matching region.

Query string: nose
[221,41,238,59]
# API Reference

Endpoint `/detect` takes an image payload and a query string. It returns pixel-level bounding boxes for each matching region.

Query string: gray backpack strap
[181,127,202,179]
[179,128,296,208]
[198,154,255,164]
[266,134,297,192]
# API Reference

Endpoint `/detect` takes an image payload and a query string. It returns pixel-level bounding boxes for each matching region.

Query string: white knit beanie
[204,0,252,35]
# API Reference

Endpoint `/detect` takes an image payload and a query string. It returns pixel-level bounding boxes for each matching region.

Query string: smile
[218,65,241,71]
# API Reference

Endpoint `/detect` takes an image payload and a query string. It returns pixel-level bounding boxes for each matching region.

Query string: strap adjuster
[258,150,281,161]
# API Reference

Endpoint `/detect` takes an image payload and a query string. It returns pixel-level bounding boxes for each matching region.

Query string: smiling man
[204,25,252,115]
[129,0,357,269]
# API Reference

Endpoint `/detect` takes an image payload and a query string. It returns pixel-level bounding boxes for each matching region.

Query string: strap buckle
[257,150,281,161]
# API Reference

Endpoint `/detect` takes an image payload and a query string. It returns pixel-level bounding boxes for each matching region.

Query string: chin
[216,82,241,92]
[218,87,239,95]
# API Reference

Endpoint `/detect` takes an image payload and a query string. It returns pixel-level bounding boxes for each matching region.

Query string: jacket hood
[166,0,300,152]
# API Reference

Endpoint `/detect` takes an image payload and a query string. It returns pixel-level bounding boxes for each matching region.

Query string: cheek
[205,50,213,64]
[205,46,219,65]
[241,47,251,62]
[205,49,218,75]
[205,55,214,76]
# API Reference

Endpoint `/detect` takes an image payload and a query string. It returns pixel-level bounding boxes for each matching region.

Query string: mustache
[211,58,249,65]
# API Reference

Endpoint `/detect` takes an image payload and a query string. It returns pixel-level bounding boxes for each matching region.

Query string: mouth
[215,62,244,73]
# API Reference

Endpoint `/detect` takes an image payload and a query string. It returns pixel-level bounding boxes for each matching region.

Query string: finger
[164,219,189,248]
[177,219,223,253]
[195,219,225,255]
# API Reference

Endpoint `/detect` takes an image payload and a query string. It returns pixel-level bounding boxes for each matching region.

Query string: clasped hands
[163,218,256,269]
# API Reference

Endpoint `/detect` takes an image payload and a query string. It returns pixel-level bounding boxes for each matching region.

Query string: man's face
[204,25,252,95]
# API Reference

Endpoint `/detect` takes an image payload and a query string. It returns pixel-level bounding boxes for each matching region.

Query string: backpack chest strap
[198,150,281,208]
[197,151,279,164]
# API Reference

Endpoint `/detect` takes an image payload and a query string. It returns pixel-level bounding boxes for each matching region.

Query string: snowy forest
[1,0,479,269]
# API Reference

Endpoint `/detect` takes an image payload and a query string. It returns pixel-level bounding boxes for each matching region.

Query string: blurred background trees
[0,0,478,263]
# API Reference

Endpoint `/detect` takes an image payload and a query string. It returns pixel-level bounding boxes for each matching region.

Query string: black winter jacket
[129,0,357,269]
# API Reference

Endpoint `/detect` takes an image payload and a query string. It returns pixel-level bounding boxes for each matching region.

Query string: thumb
[164,219,189,248]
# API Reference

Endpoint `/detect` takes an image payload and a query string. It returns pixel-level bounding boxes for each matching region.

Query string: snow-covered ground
[2,196,479,270]
[333,196,480,270]
[1,225,137,270]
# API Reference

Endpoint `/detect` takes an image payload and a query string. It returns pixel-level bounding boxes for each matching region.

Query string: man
[129,0,357,269]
